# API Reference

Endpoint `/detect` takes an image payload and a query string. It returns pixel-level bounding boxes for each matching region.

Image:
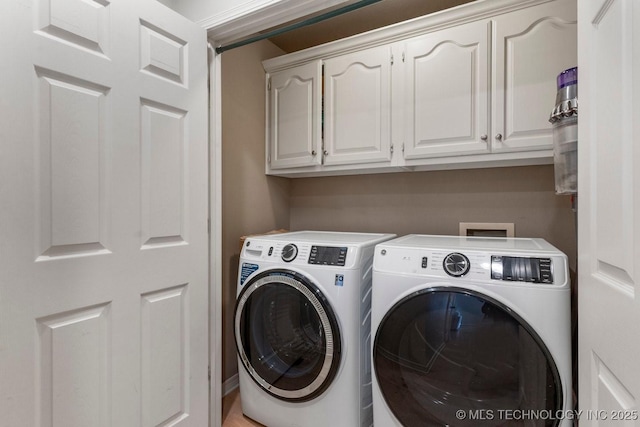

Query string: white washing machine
[371,235,572,427]
[235,231,396,427]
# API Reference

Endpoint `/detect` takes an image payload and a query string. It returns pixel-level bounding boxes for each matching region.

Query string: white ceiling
[267,0,475,53]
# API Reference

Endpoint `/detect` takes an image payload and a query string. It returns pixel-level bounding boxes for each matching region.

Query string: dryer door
[374,287,563,427]
[235,269,341,402]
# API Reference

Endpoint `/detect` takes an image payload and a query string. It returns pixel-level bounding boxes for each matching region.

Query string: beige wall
[289,165,577,269]
[221,40,289,381]
[221,40,578,384]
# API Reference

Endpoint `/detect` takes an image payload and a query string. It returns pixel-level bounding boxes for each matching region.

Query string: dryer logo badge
[240,263,260,286]
[335,274,344,287]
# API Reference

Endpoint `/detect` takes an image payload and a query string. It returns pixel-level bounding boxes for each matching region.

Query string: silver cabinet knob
[311,150,317,156]
[323,150,329,156]
[480,134,488,141]
[495,133,503,141]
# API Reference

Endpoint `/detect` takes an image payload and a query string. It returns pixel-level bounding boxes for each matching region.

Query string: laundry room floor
[222,388,265,427]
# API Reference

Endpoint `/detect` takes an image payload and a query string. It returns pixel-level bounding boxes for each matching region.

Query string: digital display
[308,246,347,266]
[491,256,553,284]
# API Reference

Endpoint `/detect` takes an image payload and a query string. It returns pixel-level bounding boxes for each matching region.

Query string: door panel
[141,286,189,426]
[0,1,209,426]
[36,0,111,55]
[140,100,188,247]
[578,0,640,422]
[35,69,111,258]
[37,304,111,427]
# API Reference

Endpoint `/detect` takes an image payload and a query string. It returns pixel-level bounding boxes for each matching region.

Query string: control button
[421,257,428,269]
[443,253,470,277]
[281,244,298,263]
[539,258,553,283]
[268,247,273,256]
[491,256,503,280]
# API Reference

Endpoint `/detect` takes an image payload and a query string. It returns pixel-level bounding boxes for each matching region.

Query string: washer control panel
[243,239,354,268]
[309,246,348,266]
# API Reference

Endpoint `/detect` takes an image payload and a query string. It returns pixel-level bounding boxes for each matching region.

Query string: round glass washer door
[374,287,563,427]
[235,269,341,402]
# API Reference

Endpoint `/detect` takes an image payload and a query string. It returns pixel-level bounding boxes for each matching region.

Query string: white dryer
[371,235,572,427]
[235,231,395,427]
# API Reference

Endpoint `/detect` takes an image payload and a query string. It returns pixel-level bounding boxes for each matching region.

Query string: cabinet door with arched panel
[491,0,577,153]
[403,19,491,160]
[323,45,393,166]
[267,61,323,170]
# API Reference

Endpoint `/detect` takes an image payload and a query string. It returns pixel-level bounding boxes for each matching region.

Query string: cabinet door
[492,0,577,152]
[324,45,393,166]
[268,61,322,169]
[404,19,490,159]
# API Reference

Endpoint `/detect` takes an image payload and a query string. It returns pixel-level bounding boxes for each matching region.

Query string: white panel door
[268,61,322,170]
[492,0,577,153]
[404,19,490,159]
[323,45,392,166]
[578,0,640,424]
[0,1,209,426]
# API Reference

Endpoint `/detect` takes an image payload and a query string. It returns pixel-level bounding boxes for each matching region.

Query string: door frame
[208,42,223,427]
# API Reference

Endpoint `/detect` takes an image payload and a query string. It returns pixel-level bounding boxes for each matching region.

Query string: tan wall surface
[221,40,289,382]
[289,165,577,269]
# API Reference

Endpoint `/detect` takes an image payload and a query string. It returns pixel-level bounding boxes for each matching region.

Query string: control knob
[443,252,470,277]
[281,244,298,263]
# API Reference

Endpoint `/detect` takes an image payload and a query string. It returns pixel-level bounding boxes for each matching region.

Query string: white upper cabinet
[268,61,322,170]
[492,0,577,153]
[404,0,577,161]
[324,45,393,166]
[404,19,490,159]
[263,0,576,177]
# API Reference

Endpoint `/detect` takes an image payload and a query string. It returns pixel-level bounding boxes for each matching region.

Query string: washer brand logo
[335,274,344,287]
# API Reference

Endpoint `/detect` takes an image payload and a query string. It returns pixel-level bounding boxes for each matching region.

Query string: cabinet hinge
[208,366,211,382]
[267,154,271,163]
[390,54,394,65]
[402,51,405,63]
[402,143,405,153]
[267,78,271,91]
[390,143,394,154]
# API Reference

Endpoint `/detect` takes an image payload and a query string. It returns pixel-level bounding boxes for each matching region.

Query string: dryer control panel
[373,235,568,288]
[375,247,566,287]
[490,256,553,284]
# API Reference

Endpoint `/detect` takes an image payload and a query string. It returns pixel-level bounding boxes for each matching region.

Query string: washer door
[374,287,562,427]
[235,269,341,402]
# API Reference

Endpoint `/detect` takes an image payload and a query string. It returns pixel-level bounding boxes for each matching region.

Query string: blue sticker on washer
[240,263,259,285]
[335,274,344,287]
